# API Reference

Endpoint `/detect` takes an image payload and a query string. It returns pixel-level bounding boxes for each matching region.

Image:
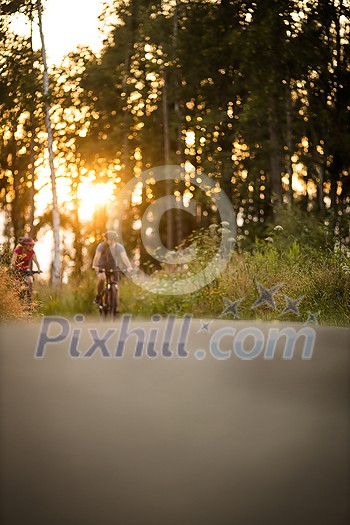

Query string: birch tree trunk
[36,0,61,285]
[28,8,36,237]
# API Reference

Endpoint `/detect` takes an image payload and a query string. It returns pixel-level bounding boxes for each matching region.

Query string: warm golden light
[33,164,117,223]
[78,181,116,222]
[131,181,143,205]
[185,130,195,147]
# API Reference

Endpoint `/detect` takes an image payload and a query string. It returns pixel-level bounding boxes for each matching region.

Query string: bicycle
[17,269,42,308]
[98,268,120,320]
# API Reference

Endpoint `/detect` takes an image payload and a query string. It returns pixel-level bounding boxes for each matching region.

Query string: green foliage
[121,237,349,326]
[118,237,349,326]
[37,272,97,316]
[34,227,350,326]
[1,0,349,297]
[265,204,331,250]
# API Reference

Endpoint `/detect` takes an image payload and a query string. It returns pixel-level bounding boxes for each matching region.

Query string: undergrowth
[34,225,350,326]
[0,267,38,323]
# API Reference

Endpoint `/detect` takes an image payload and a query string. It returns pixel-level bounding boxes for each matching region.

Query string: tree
[0,30,43,241]
[36,0,61,284]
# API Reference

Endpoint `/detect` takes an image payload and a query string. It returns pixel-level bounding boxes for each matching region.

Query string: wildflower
[218,227,231,235]
[274,225,283,231]
[264,236,274,243]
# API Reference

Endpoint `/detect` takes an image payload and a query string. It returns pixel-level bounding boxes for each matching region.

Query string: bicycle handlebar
[93,267,133,274]
[17,269,42,275]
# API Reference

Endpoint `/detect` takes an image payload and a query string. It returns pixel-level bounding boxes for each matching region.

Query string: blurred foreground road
[0,318,349,525]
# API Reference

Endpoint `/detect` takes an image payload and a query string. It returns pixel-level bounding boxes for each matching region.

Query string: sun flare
[34,167,117,223]
[78,181,116,222]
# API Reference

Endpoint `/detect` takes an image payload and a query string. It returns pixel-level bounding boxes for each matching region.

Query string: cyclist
[10,236,42,295]
[92,230,132,304]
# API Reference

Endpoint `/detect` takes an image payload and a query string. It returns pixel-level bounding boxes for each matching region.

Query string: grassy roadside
[118,245,350,326]
[1,223,349,325]
[0,267,34,323]
[32,239,350,326]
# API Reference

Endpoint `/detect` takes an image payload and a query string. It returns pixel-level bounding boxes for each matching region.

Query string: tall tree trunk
[72,205,83,280]
[285,88,293,205]
[317,162,325,215]
[121,0,138,181]
[37,0,61,285]
[173,0,184,247]
[330,156,341,238]
[330,0,344,238]
[268,99,283,205]
[122,54,131,181]
[310,128,325,215]
[10,136,25,241]
[28,11,36,237]
[70,164,83,280]
[28,113,36,237]
[162,72,174,250]
[173,0,182,164]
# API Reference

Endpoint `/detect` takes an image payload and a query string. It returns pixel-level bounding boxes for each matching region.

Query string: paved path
[1,318,349,524]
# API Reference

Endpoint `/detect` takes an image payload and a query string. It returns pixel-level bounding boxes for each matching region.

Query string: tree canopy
[0,0,349,281]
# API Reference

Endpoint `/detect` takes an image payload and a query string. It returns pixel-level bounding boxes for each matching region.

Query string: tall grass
[0,267,35,323]
[33,225,350,326]
[6,210,345,327]
[37,271,97,316]
[119,237,350,326]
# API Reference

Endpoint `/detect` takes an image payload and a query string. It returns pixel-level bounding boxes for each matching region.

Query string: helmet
[20,236,35,246]
[105,230,118,242]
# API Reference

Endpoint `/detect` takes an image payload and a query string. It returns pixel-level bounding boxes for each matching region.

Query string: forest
[0,0,349,323]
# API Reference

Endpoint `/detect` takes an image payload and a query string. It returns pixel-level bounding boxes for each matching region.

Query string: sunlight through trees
[1,0,349,282]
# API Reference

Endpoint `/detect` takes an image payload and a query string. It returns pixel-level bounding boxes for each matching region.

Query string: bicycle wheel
[110,284,119,319]
[25,287,32,308]
[22,277,32,308]
[99,288,109,319]
[99,286,117,320]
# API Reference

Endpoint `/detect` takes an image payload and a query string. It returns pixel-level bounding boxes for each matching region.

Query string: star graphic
[197,320,212,333]
[279,295,304,316]
[219,297,244,319]
[305,311,320,324]
[251,280,283,310]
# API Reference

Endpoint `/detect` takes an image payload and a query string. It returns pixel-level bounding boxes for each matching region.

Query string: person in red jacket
[11,237,42,293]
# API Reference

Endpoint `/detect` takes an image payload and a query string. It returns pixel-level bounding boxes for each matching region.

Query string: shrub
[0,267,33,322]
[16,223,350,327]
[37,272,97,316]
[119,229,350,326]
